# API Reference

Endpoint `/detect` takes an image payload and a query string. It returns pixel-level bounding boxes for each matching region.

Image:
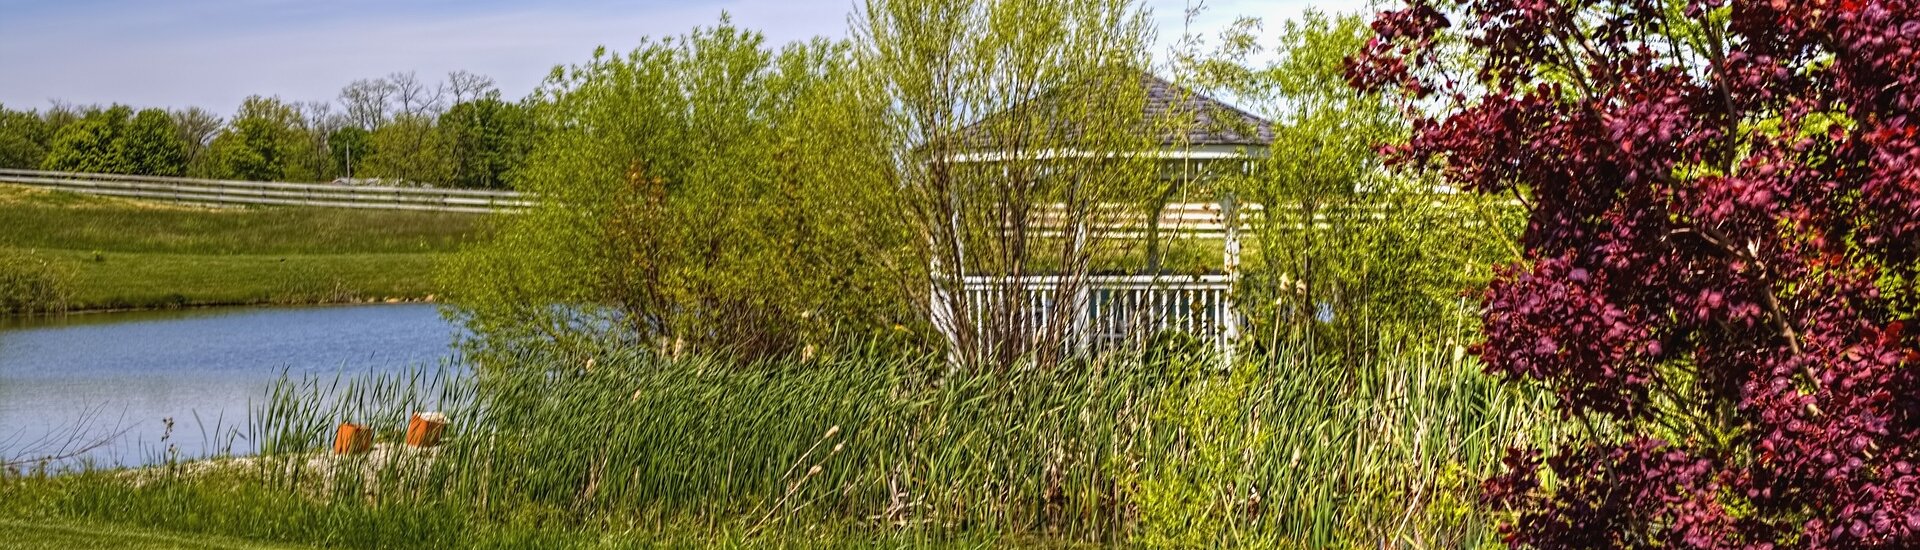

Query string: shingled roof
[945,72,1273,152]
[1139,74,1274,146]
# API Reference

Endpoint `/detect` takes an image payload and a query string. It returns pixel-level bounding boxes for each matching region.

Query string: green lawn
[0,518,305,550]
[0,184,486,312]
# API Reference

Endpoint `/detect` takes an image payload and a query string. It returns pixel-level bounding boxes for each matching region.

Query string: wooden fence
[0,169,532,214]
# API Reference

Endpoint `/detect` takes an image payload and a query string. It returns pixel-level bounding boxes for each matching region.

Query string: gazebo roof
[945,72,1273,152]
[1138,74,1273,147]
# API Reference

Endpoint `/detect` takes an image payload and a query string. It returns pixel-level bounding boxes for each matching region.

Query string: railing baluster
[948,274,1235,358]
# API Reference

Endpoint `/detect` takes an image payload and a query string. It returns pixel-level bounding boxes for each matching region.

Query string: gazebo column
[1220,191,1241,362]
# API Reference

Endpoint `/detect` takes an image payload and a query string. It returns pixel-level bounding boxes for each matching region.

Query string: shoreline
[4,295,443,321]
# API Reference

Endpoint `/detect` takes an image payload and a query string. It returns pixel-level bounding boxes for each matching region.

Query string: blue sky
[0,0,1367,112]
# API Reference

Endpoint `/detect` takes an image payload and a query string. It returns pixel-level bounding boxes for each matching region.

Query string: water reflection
[0,304,460,467]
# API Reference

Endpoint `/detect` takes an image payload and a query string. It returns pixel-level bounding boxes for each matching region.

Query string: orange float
[406,412,448,448]
[333,422,372,455]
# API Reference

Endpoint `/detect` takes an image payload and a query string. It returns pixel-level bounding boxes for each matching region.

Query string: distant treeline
[0,70,533,190]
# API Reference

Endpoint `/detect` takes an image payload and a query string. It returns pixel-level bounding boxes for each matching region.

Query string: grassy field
[0,184,485,312]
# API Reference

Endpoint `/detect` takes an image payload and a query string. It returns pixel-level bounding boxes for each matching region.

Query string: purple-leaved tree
[1350,0,1920,546]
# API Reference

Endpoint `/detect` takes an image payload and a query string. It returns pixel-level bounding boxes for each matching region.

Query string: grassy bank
[0,341,1554,548]
[0,518,305,550]
[0,184,483,312]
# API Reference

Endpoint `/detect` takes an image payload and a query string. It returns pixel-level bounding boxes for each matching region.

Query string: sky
[0,0,1369,112]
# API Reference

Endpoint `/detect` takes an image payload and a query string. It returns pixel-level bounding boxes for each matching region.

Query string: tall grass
[2,338,1553,547]
[0,250,68,316]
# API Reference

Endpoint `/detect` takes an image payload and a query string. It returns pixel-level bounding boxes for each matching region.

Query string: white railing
[954,274,1237,355]
[0,169,531,214]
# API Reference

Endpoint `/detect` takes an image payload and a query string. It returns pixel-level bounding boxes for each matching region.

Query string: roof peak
[949,69,1274,150]
[1133,72,1273,147]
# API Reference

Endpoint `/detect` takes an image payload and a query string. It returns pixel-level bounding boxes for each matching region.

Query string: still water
[0,304,459,467]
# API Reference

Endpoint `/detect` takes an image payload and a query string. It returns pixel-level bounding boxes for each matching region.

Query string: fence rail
[0,169,532,213]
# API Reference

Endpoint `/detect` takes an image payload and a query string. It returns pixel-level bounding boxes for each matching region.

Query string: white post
[1073,282,1091,356]
[929,249,964,370]
[1221,193,1241,364]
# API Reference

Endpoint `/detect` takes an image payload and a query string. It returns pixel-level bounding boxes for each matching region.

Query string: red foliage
[1349,0,1920,546]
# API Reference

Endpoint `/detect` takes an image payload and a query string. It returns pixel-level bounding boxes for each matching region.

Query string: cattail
[825,425,841,438]
[807,465,822,477]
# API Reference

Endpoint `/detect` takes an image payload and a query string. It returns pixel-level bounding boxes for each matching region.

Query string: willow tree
[1179,11,1520,358]
[857,0,1164,370]
[445,21,912,362]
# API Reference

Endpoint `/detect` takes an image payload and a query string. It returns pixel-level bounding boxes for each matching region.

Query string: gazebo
[929,73,1273,358]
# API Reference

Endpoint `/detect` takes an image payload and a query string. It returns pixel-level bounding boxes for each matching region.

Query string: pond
[0,304,460,468]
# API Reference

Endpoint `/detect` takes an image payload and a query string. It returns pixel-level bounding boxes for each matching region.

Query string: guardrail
[0,169,532,214]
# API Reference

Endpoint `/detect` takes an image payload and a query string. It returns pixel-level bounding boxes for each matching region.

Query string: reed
[2,337,1554,547]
